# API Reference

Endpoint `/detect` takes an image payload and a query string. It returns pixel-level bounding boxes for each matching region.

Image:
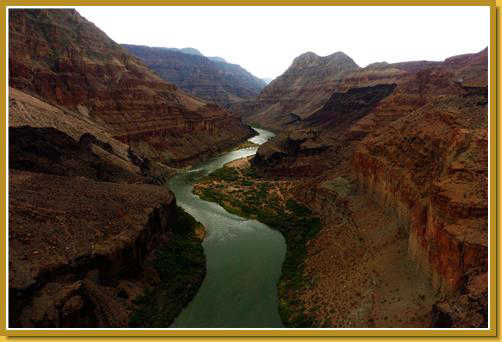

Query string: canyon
[7,7,489,330]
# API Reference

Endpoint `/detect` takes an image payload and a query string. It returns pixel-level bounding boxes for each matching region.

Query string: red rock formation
[236,49,487,134]
[9,9,253,166]
[252,48,488,327]
[352,66,488,295]
[8,9,227,328]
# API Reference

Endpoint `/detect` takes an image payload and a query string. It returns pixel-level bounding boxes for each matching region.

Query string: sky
[77,6,490,80]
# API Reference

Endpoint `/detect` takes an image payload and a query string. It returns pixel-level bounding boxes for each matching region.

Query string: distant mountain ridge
[123,44,265,108]
[162,46,227,63]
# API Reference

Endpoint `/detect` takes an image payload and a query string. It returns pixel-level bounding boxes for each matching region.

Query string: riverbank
[194,158,445,327]
[167,127,285,327]
[129,206,206,327]
[144,127,257,186]
[193,158,321,327]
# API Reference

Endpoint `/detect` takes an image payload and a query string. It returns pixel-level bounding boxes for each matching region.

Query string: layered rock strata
[234,49,487,133]
[231,51,360,130]
[251,48,488,327]
[123,44,266,108]
[9,9,253,167]
[7,8,223,327]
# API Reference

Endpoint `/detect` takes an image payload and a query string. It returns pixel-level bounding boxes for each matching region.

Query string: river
[168,127,286,328]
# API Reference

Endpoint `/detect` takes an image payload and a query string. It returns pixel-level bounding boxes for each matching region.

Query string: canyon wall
[351,77,488,326]
[9,9,253,167]
[252,48,488,327]
[9,168,176,327]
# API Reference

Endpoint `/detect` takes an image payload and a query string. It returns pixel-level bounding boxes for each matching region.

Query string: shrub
[241,180,254,186]
[208,167,240,182]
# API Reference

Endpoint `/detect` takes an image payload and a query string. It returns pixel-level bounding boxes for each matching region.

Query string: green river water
[168,127,286,328]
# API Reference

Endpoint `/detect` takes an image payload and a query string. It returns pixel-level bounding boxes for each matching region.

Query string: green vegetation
[195,165,321,327]
[229,140,259,151]
[129,206,206,327]
[241,180,254,187]
[208,166,240,182]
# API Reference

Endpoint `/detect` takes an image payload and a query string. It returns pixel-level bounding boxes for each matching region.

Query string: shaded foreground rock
[9,125,141,183]
[9,169,206,327]
[7,123,207,328]
[9,170,170,326]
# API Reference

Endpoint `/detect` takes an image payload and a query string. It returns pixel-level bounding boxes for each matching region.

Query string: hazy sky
[77,6,490,79]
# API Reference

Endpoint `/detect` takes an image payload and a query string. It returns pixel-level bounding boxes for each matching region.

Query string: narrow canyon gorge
[7,8,489,330]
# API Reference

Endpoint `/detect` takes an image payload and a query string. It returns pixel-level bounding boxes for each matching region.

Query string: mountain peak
[292,51,320,65]
[325,51,351,61]
[291,50,359,70]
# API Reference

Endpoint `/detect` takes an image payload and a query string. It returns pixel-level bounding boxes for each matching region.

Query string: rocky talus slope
[251,48,488,327]
[123,44,266,108]
[9,9,253,167]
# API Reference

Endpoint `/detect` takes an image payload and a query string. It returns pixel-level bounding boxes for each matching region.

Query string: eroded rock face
[252,83,398,176]
[8,87,178,183]
[231,51,361,130]
[352,92,488,296]
[9,9,252,166]
[9,126,141,183]
[252,48,488,327]
[8,125,208,327]
[236,49,488,134]
[306,83,397,127]
[8,8,220,327]
[9,169,176,327]
[122,44,266,108]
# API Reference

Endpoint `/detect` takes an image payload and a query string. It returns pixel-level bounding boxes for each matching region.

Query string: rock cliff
[122,44,266,108]
[9,9,253,167]
[252,48,488,327]
[8,123,207,327]
[352,78,488,326]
